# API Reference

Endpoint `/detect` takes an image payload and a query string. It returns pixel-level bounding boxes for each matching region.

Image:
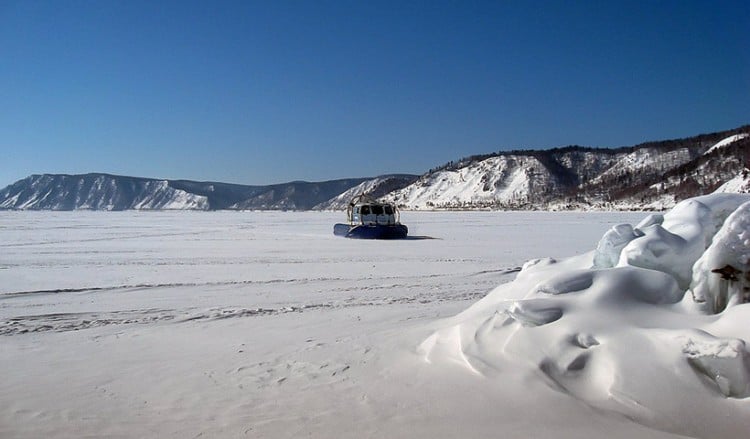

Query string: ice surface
[4,210,680,439]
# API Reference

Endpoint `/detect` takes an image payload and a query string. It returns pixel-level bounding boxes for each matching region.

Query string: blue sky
[1,0,748,186]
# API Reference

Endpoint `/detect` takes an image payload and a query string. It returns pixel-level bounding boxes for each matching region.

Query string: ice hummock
[421,193,750,438]
[690,200,750,313]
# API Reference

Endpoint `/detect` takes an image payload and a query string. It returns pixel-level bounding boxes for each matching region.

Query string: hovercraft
[333,195,408,239]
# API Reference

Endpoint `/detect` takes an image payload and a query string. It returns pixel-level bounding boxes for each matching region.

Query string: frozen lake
[0,210,646,332]
[2,210,692,439]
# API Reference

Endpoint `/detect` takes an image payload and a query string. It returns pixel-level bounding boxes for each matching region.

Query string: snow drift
[421,193,750,438]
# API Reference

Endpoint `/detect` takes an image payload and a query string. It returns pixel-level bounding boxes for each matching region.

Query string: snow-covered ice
[2,202,749,438]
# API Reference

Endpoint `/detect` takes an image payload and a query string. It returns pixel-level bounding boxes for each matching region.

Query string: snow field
[2,206,746,438]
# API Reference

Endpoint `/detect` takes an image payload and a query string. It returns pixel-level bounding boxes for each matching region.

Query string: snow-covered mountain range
[0,174,373,211]
[1,125,748,211]
[385,126,750,210]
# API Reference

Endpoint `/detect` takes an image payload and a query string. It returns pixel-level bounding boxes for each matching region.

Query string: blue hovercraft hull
[333,223,408,239]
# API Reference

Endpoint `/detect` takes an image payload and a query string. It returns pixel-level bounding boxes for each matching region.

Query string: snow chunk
[505,300,563,327]
[520,257,557,273]
[533,270,594,295]
[593,223,643,268]
[619,195,749,288]
[690,200,750,313]
[635,213,664,230]
[682,332,750,398]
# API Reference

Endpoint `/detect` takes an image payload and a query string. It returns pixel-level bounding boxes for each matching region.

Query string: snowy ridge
[388,129,750,210]
[0,174,379,211]
[0,174,209,210]
[315,178,388,210]
[314,175,418,210]
[226,177,381,210]
[131,180,209,210]
[386,155,556,209]
[705,133,749,155]
[1,126,748,211]
[585,147,696,187]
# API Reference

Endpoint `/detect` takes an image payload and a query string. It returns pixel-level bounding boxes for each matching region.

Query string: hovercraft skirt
[333,223,408,239]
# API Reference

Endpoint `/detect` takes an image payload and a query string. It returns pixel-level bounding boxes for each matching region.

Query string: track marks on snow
[2,264,520,299]
[0,308,176,335]
[1,289,488,336]
[1,264,524,335]
[1,277,347,298]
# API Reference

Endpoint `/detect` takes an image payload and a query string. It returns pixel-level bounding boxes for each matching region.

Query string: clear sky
[1,0,748,186]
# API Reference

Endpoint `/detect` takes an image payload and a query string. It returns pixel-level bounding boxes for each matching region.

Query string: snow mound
[421,193,750,438]
[690,200,750,313]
